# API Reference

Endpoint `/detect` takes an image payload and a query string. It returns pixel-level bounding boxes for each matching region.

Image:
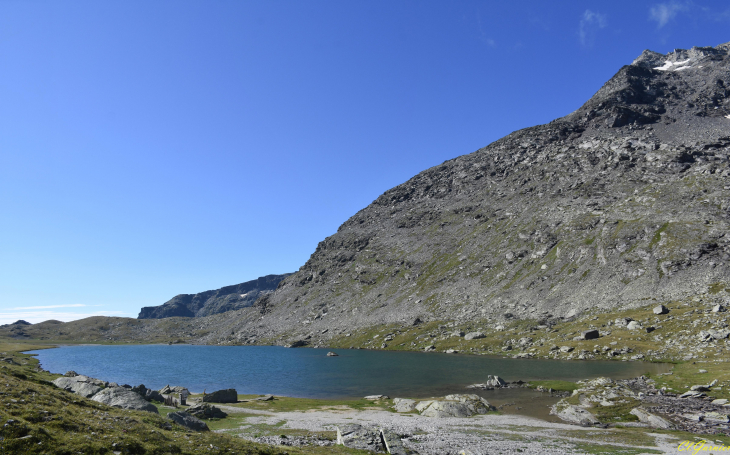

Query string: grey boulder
[550,404,599,426]
[629,408,673,429]
[464,332,485,340]
[187,403,227,419]
[392,398,418,412]
[653,305,669,315]
[53,376,103,398]
[581,330,599,340]
[145,389,165,402]
[91,387,159,413]
[167,411,209,431]
[419,394,495,418]
[202,388,237,403]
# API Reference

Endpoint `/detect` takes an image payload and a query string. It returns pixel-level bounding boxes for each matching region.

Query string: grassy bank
[0,342,369,455]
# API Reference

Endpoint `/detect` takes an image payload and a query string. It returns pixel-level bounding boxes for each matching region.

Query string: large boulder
[335,424,384,451]
[629,408,673,429]
[91,387,159,413]
[53,376,103,398]
[392,398,418,412]
[167,411,209,431]
[202,388,237,403]
[145,389,165,402]
[550,404,599,426]
[186,403,227,419]
[464,332,485,340]
[419,394,495,418]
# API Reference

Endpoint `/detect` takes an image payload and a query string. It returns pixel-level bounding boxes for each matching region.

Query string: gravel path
[214,404,676,454]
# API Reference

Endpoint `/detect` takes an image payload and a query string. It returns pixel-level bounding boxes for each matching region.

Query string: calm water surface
[29,345,669,400]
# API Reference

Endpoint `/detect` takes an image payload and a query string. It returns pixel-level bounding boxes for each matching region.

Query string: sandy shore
[213,403,681,454]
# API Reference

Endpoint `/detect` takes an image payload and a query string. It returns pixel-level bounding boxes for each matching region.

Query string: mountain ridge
[137,273,291,319]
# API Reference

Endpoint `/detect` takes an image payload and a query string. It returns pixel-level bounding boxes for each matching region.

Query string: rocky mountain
[137,274,291,319]
[211,42,730,346]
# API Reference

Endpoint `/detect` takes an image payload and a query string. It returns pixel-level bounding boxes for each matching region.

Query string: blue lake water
[28,345,669,400]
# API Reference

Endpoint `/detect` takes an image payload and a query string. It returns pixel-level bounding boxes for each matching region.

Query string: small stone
[560,346,574,353]
[326,351,339,356]
[627,321,642,330]
[699,369,708,373]
[713,304,725,313]
[653,305,669,315]
[581,330,599,340]
[364,395,388,400]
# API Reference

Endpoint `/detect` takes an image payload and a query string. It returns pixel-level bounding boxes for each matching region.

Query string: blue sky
[1,1,729,324]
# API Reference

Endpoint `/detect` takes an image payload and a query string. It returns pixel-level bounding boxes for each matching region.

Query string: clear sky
[1,1,728,325]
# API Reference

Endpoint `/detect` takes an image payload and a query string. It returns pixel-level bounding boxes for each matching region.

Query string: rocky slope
[220,42,730,346]
[137,273,291,319]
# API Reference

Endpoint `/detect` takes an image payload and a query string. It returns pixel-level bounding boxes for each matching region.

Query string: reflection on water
[29,345,669,419]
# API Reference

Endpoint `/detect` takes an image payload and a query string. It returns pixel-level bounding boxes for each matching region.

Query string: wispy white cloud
[9,304,90,310]
[649,1,689,28]
[579,10,607,47]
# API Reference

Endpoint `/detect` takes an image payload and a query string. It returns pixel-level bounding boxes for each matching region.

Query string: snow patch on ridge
[654,59,692,71]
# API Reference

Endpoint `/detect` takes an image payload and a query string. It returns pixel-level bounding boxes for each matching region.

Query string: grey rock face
[91,387,159,413]
[202,388,237,403]
[167,411,209,431]
[138,273,291,319]
[52,376,103,398]
[190,42,730,347]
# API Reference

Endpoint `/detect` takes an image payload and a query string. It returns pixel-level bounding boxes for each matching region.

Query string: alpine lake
[28,344,671,421]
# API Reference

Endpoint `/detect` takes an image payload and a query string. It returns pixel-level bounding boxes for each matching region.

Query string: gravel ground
[214,404,680,454]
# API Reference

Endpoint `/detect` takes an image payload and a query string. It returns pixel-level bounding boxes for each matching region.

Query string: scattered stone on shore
[255,394,274,401]
[53,376,103,398]
[465,375,507,390]
[581,329,599,340]
[187,402,227,419]
[91,387,159,413]
[364,395,389,400]
[203,388,238,403]
[559,346,574,353]
[287,340,309,348]
[463,332,485,341]
[445,349,458,354]
[167,411,209,432]
[630,408,673,429]
[326,351,339,356]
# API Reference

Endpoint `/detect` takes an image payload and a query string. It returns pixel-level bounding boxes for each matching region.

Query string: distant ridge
[137,274,291,319]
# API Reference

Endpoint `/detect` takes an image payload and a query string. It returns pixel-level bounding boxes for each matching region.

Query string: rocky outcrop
[167,411,209,432]
[335,424,383,452]
[138,273,291,319]
[630,408,673,429]
[53,376,104,398]
[91,387,159,413]
[202,388,237,403]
